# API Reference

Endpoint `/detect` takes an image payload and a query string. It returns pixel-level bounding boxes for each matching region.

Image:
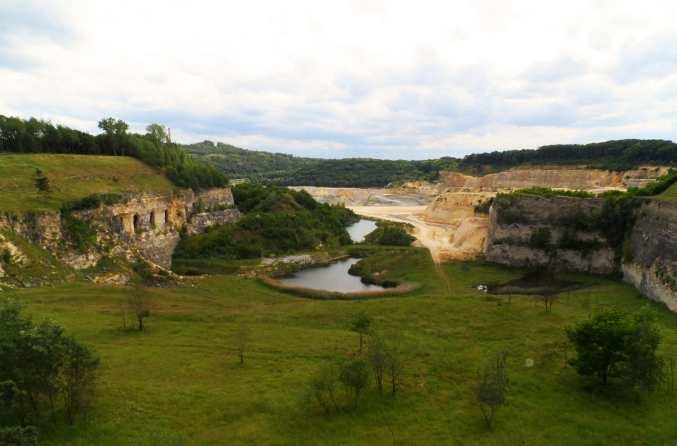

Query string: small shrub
[339,359,370,407]
[476,352,509,430]
[350,312,372,353]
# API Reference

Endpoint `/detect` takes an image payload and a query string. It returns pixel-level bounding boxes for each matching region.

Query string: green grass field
[6,248,676,445]
[656,182,677,203]
[0,154,174,212]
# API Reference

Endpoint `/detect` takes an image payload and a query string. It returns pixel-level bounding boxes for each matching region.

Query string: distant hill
[184,139,677,187]
[459,139,677,173]
[183,141,459,187]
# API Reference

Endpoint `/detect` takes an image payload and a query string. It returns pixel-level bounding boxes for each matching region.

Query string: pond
[278,257,385,293]
[347,219,377,243]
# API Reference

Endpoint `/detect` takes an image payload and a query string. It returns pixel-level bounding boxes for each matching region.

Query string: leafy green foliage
[62,193,124,212]
[61,214,97,252]
[339,358,370,407]
[184,141,460,187]
[173,184,358,260]
[364,222,415,246]
[0,299,99,431]
[512,187,595,199]
[0,115,227,190]
[566,309,664,390]
[461,139,677,172]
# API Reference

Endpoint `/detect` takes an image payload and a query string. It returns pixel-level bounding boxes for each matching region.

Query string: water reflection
[347,219,377,243]
[278,258,384,293]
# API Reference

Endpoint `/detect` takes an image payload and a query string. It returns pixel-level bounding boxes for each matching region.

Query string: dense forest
[0,115,227,190]
[460,139,677,173]
[173,184,359,260]
[183,141,459,187]
[186,139,677,187]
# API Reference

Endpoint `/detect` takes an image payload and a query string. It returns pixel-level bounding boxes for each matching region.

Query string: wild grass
[0,154,173,212]
[5,249,677,445]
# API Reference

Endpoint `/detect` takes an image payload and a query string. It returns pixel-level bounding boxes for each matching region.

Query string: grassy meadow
[0,154,174,212]
[5,247,676,445]
[657,182,677,203]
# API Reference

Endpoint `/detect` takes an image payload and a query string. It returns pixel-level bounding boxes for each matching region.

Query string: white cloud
[1,0,677,158]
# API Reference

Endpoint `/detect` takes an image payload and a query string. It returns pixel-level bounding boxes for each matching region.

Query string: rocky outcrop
[439,165,668,192]
[0,187,240,282]
[485,193,677,312]
[622,201,677,311]
[484,195,615,274]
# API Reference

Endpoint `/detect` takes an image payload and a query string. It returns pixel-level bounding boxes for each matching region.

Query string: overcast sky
[1,0,676,159]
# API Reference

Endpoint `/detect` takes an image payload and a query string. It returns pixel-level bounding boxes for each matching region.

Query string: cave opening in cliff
[164,209,169,227]
[133,214,140,233]
[150,211,157,228]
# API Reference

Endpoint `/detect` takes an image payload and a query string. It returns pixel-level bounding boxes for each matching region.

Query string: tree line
[0,115,228,190]
[461,139,677,172]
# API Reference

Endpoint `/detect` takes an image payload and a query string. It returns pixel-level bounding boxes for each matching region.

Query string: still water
[347,219,377,243]
[278,257,384,293]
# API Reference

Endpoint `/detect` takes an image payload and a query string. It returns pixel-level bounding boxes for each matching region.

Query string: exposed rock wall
[484,195,616,274]
[0,187,239,276]
[439,165,667,192]
[622,201,677,311]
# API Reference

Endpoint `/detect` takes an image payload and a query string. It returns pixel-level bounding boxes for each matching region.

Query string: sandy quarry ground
[348,205,485,263]
[296,185,489,264]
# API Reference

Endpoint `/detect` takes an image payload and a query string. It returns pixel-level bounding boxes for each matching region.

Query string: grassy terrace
[0,154,174,212]
[656,182,677,203]
[7,247,676,445]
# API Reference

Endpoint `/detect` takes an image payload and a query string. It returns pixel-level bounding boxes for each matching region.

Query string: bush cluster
[174,184,358,260]
[363,222,415,246]
[0,299,99,438]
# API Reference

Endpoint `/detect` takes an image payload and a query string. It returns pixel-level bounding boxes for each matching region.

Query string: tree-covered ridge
[173,184,359,260]
[460,139,677,173]
[184,141,459,187]
[0,115,227,190]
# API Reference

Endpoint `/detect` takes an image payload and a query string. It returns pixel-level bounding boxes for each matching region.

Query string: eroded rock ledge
[0,187,240,284]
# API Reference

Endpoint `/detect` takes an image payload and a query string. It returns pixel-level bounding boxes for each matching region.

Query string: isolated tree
[385,338,403,396]
[146,123,170,145]
[566,309,663,390]
[34,168,50,193]
[476,352,509,430]
[368,334,387,393]
[339,358,370,407]
[350,312,372,353]
[540,293,557,313]
[128,288,150,331]
[235,325,250,365]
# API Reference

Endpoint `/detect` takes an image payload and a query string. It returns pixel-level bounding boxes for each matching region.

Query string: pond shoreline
[259,274,419,300]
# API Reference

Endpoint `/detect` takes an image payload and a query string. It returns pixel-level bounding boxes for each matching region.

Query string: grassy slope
[0,154,174,212]
[7,248,676,445]
[656,183,677,203]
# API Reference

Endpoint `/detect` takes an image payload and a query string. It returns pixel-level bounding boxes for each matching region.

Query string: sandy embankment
[297,185,491,264]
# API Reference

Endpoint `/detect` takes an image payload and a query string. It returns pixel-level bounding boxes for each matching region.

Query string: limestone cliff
[485,193,676,312]
[439,165,667,192]
[0,187,239,286]
[623,201,677,312]
[484,195,615,274]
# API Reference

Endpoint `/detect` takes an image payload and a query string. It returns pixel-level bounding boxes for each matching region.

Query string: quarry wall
[439,165,667,192]
[485,194,677,312]
[0,187,239,277]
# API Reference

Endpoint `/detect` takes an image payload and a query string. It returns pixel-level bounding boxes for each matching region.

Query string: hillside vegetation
[0,115,227,190]
[0,154,173,212]
[460,139,677,173]
[173,184,358,261]
[184,141,459,187]
[8,254,676,445]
